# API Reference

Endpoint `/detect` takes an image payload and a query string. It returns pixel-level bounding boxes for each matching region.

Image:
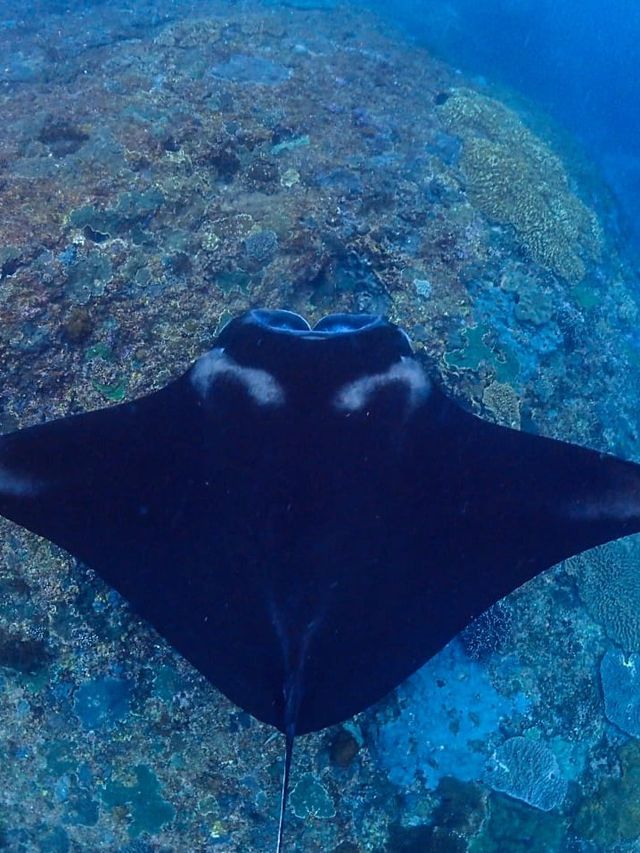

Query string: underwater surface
[0,0,640,850]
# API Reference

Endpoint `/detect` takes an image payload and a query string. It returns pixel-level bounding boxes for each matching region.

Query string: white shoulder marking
[0,465,42,497]
[333,356,431,413]
[191,348,285,407]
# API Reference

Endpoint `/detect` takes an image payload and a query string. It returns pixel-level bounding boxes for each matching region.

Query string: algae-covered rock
[439,89,602,282]
[0,245,21,278]
[471,794,566,852]
[0,627,50,674]
[68,188,165,239]
[210,54,292,85]
[513,288,555,327]
[61,306,94,343]
[600,648,640,737]
[433,776,486,836]
[374,641,529,789]
[386,777,486,852]
[329,728,360,768]
[74,676,132,729]
[290,773,335,820]
[101,764,175,838]
[444,324,520,384]
[63,249,112,305]
[573,741,640,847]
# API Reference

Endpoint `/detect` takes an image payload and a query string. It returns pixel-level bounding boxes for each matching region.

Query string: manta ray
[1,308,640,850]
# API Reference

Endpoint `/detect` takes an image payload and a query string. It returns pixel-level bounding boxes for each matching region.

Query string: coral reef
[573,741,640,848]
[373,641,529,789]
[484,736,567,811]
[100,764,175,838]
[0,0,639,849]
[481,380,521,428]
[600,648,640,737]
[290,773,336,820]
[459,602,513,663]
[471,795,566,852]
[568,534,640,651]
[439,88,603,282]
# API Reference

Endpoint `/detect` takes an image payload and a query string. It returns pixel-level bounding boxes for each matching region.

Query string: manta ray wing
[1,308,640,740]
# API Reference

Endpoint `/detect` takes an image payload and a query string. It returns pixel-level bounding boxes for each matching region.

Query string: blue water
[374,0,640,255]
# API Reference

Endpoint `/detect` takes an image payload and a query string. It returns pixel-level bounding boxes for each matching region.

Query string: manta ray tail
[276,727,295,853]
[276,662,304,852]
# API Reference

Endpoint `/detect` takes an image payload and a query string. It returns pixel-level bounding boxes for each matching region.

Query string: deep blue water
[373,0,640,256]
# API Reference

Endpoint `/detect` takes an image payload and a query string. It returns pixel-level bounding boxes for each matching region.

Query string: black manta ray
[2,308,640,849]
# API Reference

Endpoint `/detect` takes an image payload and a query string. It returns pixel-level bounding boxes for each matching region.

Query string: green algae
[84,340,130,402]
[46,741,75,776]
[68,188,165,238]
[39,826,70,852]
[445,326,495,370]
[272,134,310,155]
[101,765,175,838]
[470,794,565,852]
[84,342,114,362]
[214,310,234,336]
[290,773,335,820]
[92,377,128,402]
[64,250,112,305]
[492,348,520,384]
[216,269,251,294]
[65,794,99,827]
[573,741,640,847]
[445,326,519,383]
[153,665,186,701]
[572,282,602,310]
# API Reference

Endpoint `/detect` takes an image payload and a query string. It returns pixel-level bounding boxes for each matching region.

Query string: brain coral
[567,535,640,652]
[438,89,602,282]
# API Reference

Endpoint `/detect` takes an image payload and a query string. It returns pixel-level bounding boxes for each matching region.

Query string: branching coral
[482,380,521,428]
